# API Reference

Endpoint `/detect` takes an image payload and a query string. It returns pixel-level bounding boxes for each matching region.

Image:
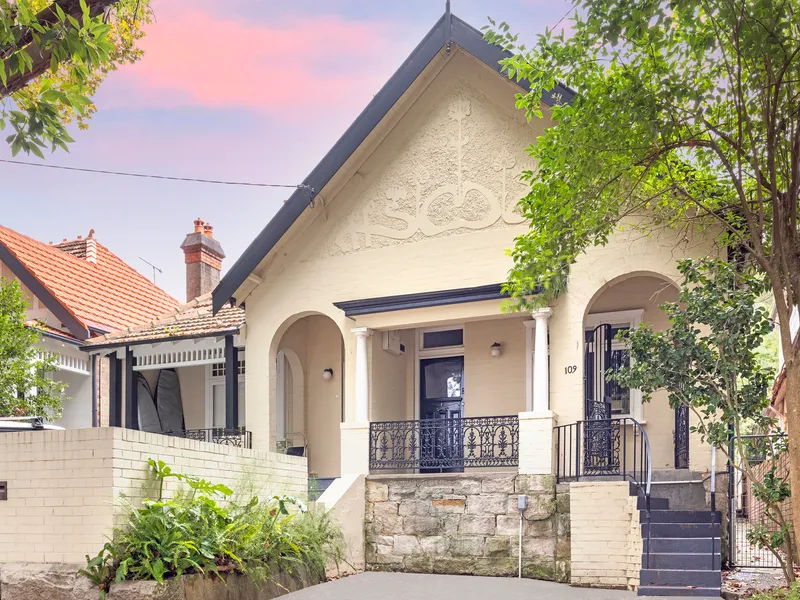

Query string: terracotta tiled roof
[0,226,179,333]
[85,293,245,347]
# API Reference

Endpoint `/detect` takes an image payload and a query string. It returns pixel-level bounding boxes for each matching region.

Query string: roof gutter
[82,327,241,353]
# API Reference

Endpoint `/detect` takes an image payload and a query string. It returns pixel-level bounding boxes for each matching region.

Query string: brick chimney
[180,218,225,302]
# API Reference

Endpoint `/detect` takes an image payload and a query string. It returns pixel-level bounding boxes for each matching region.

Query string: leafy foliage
[0,277,66,418]
[485,0,800,557]
[0,0,152,155]
[612,259,795,581]
[80,460,342,597]
[752,584,800,600]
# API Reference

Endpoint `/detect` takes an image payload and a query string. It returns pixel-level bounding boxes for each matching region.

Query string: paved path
[283,572,645,600]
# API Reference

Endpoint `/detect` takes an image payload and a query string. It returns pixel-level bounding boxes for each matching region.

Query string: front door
[420,356,464,473]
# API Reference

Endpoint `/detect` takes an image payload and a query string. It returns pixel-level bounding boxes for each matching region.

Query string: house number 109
[564,365,577,374]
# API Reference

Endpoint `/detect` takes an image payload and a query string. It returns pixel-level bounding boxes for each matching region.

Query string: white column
[352,327,372,423]
[532,308,551,413]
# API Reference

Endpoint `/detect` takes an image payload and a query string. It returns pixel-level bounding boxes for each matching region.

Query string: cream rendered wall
[464,317,527,417]
[304,316,343,478]
[239,45,720,478]
[243,49,541,453]
[548,223,719,437]
[587,276,679,471]
[370,330,411,422]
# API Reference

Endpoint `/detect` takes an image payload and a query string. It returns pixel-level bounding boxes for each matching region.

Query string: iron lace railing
[369,415,519,471]
[554,418,652,565]
[164,427,252,449]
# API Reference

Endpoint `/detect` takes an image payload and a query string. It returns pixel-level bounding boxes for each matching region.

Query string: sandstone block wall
[0,427,307,564]
[365,473,570,581]
[570,481,641,589]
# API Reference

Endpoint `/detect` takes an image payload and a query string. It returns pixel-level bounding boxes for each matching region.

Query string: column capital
[532,307,552,321]
[351,327,373,338]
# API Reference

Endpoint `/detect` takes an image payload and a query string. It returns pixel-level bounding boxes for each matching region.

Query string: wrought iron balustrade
[164,427,252,449]
[369,415,519,472]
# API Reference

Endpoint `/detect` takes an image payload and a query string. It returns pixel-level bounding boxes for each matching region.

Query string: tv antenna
[139,257,163,284]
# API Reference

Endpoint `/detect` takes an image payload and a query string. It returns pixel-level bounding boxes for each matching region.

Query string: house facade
[210,11,725,595]
[0,225,179,428]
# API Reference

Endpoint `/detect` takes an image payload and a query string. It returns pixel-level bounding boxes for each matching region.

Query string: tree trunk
[783,358,800,564]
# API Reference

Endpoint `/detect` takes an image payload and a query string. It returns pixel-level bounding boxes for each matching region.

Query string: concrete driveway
[282,572,686,600]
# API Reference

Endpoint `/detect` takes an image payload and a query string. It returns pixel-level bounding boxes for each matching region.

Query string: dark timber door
[420,356,464,473]
[674,404,690,469]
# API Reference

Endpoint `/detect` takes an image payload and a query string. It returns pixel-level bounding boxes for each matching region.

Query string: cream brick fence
[569,481,641,589]
[0,428,307,564]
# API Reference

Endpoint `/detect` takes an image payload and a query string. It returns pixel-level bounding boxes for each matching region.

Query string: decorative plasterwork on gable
[319,81,534,258]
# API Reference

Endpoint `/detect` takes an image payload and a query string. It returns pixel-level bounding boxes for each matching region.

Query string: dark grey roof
[212,11,574,313]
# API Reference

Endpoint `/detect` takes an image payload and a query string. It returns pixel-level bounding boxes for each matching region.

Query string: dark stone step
[639,496,670,510]
[642,522,721,538]
[642,552,721,570]
[643,538,721,554]
[641,510,722,524]
[637,584,721,597]
[640,569,721,588]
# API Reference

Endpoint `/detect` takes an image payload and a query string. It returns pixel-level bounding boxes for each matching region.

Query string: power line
[0,158,312,191]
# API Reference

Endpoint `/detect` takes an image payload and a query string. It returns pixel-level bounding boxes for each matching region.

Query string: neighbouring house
[0,224,179,428]
[82,219,248,446]
[204,9,725,597]
[0,220,307,575]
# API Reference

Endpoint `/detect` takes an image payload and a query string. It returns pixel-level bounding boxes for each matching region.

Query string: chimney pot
[77,235,82,240]
[203,224,214,239]
[62,238,67,242]
[194,218,204,233]
[87,229,95,239]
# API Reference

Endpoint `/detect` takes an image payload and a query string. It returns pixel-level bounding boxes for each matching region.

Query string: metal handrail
[554,417,652,566]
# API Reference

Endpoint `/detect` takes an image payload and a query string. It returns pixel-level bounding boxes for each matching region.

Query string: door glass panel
[423,359,463,399]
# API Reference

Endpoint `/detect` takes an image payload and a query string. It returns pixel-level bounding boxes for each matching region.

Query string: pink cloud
[103,6,407,116]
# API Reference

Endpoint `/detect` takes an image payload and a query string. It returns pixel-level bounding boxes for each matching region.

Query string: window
[585,310,644,420]
[421,328,464,350]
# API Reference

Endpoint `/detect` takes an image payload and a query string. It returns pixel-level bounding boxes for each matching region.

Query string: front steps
[637,498,722,597]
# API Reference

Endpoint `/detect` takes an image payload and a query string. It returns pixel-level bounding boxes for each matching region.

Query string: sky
[0,0,571,302]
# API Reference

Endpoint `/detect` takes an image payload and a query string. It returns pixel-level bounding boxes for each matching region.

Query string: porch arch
[271,312,344,479]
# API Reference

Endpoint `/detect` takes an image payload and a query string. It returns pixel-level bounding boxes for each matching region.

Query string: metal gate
[729,434,792,568]
[674,405,689,469]
[583,324,615,473]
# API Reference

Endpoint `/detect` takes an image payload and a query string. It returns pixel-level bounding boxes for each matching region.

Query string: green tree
[0,277,66,418]
[484,0,800,548]
[612,259,795,580]
[0,0,152,156]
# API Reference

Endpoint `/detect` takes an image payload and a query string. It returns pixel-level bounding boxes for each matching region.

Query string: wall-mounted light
[490,342,502,358]
[322,368,334,380]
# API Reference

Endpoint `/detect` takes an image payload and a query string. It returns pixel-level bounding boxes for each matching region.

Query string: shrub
[751,584,800,600]
[80,460,342,597]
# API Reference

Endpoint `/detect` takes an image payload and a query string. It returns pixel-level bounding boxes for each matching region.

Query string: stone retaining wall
[365,473,570,581]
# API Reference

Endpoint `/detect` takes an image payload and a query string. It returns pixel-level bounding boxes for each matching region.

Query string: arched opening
[273,313,344,481]
[583,273,681,472]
